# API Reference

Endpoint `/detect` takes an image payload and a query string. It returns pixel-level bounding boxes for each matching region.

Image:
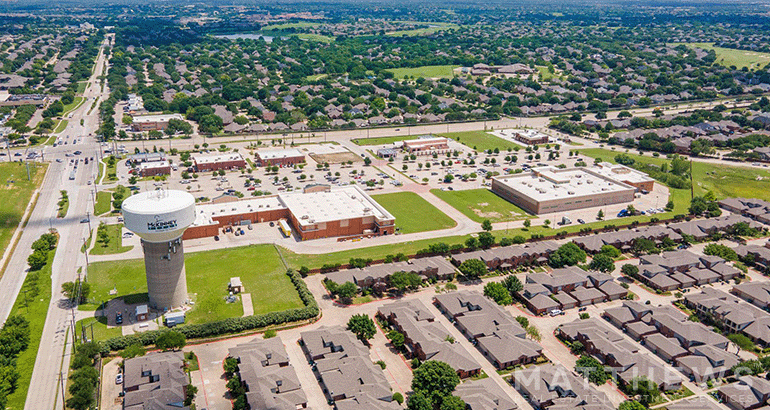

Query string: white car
[549,309,563,317]
[115,374,123,384]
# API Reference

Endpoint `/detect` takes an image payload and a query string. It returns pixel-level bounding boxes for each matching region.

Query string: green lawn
[5,240,57,410]
[90,223,133,255]
[53,119,68,134]
[0,162,47,262]
[674,42,770,70]
[94,191,112,215]
[261,22,321,31]
[372,192,456,234]
[386,65,459,79]
[76,81,87,94]
[439,131,522,152]
[353,135,415,146]
[431,188,530,223]
[75,316,122,342]
[84,245,303,324]
[293,33,334,43]
[387,21,459,37]
[580,148,770,201]
[62,96,84,116]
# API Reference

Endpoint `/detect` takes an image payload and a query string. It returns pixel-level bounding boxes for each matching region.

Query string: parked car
[115,313,123,325]
[115,373,123,385]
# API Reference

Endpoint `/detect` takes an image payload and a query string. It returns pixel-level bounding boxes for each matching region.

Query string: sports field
[372,191,456,234]
[430,188,531,223]
[84,244,303,324]
[386,65,459,79]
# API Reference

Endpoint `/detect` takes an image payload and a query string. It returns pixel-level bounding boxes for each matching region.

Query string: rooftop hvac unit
[568,191,575,195]
[259,205,263,208]
[232,208,236,211]
[587,180,593,184]
[301,215,309,219]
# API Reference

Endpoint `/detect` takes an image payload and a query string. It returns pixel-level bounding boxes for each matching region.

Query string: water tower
[122,190,196,310]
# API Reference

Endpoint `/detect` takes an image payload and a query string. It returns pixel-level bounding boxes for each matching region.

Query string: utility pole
[83,237,90,266]
[59,372,66,408]
[86,211,91,232]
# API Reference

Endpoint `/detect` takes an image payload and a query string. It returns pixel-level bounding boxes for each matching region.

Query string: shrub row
[103,270,318,351]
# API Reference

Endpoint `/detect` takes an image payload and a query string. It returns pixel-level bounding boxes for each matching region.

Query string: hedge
[102,270,318,351]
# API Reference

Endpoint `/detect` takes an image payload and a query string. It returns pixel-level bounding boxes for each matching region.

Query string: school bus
[278,219,292,237]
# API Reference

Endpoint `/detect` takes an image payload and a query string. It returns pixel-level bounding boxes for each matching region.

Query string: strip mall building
[183,185,395,241]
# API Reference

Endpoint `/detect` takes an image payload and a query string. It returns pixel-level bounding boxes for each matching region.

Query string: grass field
[0,162,46,261]
[90,223,133,255]
[580,148,770,201]
[353,135,415,146]
[386,65,459,79]
[5,239,57,410]
[372,192,456,234]
[61,96,84,116]
[53,119,68,134]
[94,191,112,215]
[673,42,770,70]
[439,130,522,152]
[293,33,334,43]
[431,188,531,223]
[84,244,303,324]
[387,21,459,37]
[261,22,320,31]
[76,81,87,94]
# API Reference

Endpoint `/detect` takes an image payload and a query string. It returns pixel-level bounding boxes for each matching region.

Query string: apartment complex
[512,363,613,410]
[325,255,456,291]
[635,249,740,291]
[299,326,400,410]
[686,287,770,347]
[517,266,627,315]
[377,299,482,378]
[433,291,543,370]
[227,338,309,409]
[122,352,190,410]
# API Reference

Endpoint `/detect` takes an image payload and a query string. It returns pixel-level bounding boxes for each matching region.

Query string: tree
[465,237,479,250]
[412,360,460,407]
[336,281,357,302]
[347,314,376,341]
[515,316,529,328]
[184,384,198,406]
[393,392,404,405]
[224,357,239,376]
[503,275,523,294]
[523,219,531,229]
[621,264,639,279]
[458,259,487,279]
[484,282,513,305]
[589,253,615,273]
[155,331,186,351]
[481,219,493,231]
[27,250,47,271]
[632,238,658,256]
[388,330,405,349]
[575,355,609,385]
[571,341,585,354]
[619,400,646,410]
[478,231,495,248]
[597,209,604,220]
[600,245,621,258]
[407,391,432,410]
[440,396,466,410]
[625,376,660,407]
[390,271,422,292]
[549,243,587,268]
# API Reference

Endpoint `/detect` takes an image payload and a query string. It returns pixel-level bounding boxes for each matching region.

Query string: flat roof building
[132,113,184,132]
[137,160,171,177]
[255,148,305,167]
[281,185,395,240]
[191,152,247,172]
[402,136,450,155]
[591,162,655,192]
[492,166,637,214]
[185,185,395,241]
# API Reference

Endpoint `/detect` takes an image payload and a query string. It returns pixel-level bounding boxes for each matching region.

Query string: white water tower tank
[122,190,196,310]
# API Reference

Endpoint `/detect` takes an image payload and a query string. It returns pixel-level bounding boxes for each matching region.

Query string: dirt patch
[471,208,502,219]
[309,152,363,164]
